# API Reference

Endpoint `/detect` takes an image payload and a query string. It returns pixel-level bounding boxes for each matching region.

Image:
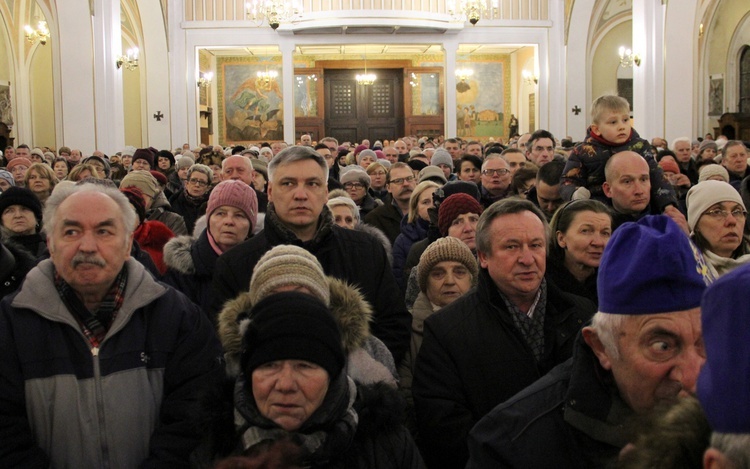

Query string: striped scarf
[54,265,129,348]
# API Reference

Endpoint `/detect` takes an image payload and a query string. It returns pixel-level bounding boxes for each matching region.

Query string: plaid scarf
[499,279,547,363]
[55,265,129,349]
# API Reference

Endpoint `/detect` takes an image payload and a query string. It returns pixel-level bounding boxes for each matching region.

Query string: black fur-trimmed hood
[218,276,373,378]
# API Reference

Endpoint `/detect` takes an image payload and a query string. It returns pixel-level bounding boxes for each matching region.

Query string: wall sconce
[116,48,139,71]
[246,0,303,30]
[618,46,641,67]
[197,72,213,88]
[24,21,50,45]
[522,69,538,85]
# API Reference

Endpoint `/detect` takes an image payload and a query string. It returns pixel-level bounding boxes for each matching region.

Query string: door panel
[324,69,403,143]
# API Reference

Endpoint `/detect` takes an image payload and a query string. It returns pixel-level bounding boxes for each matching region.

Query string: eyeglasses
[187,178,209,187]
[390,176,416,185]
[370,171,386,176]
[704,208,747,220]
[343,182,365,190]
[482,168,511,176]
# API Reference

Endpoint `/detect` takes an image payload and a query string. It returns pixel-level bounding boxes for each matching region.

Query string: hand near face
[663,205,689,236]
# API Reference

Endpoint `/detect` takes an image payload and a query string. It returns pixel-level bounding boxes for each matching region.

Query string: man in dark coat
[412,198,596,469]
[211,146,411,365]
[467,215,711,468]
[364,162,416,244]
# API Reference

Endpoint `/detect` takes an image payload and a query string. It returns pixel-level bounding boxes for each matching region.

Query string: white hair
[588,312,627,360]
[671,137,691,149]
[44,183,137,238]
[326,196,360,222]
[710,433,750,468]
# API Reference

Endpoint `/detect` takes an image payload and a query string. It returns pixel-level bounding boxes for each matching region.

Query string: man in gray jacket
[0,183,223,467]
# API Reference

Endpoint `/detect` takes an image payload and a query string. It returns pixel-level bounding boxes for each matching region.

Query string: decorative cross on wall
[572,106,582,115]
[153,111,164,121]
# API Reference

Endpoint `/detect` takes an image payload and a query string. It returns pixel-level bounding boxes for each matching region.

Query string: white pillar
[546,0,565,139]
[280,41,295,144]
[443,38,458,138]
[170,0,190,149]
[92,0,124,154]
[566,0,596,140]
[663,0,698,142]
[632,0,665,141]
[57,0,97,152]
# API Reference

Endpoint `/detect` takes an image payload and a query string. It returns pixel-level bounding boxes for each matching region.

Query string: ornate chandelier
[448,0,497,25]
[246,0,303,30]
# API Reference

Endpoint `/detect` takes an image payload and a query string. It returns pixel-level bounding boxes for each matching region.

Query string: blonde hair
[408,181,440,224]
[591,95,630,124]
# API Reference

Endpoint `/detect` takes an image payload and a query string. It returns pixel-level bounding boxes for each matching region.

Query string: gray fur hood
[163,235,196,275]
[218,276,373,378]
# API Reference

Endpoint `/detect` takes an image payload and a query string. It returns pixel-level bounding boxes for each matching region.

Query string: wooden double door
[324,68,403,144]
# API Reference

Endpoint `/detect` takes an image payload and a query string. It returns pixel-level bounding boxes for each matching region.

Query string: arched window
[741,46,750,113]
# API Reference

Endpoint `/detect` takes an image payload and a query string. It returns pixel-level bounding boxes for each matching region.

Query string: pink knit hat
[207,180,258,230]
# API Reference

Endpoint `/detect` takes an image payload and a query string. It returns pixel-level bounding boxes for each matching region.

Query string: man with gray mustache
[0,183,223,467]
[467,215,712,468]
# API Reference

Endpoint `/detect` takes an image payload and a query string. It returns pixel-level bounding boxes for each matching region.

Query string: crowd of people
[1,93,749,468]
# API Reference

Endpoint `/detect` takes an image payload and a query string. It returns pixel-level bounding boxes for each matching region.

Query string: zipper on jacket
[92,346,111,468]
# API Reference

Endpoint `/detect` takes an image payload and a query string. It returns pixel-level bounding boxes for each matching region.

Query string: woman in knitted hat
[168,164,213,234]
[165,154,195,198]
[218,243,397,386]
[24,163,59,205]
[0,169,15,192]
[357,149,377,169]
[193,291,423,468]
[340,166,382,217]
[398,236,478,435]
[163,179,258,311]
[0,186,46,258]
[120,186,175,275]
[697,140,718,162]
[686,180,750,277]
[546,199,613,304]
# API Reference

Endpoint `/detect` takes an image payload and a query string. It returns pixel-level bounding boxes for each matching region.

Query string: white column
[632,0,665,141]
[92,0,124,154]
[280,40,295,144]
[663,0,698,142]
[443,38,458,138]
[170,0,189,148]
[546,0,565,139]
[57,0,97,152]
[566,0,596,140]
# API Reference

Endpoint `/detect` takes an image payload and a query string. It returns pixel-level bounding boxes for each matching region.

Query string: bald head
[603,151,651,215]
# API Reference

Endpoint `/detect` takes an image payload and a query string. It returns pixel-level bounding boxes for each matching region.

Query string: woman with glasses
[340,166,382,217]
[686,180,750,277]
[366,161,389,201]
[169,164,213,234]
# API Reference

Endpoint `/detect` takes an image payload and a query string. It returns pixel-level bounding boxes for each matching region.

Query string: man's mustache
[72,253,106,268]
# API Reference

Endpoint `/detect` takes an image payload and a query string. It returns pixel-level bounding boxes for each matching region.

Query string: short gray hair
[671,137,691,149]
[475,198,549,255]
[326,196,360,222]
[710,432,750,468]
[268,145,329,181]
[588,312,627,360]
[187,163,214,182]
[44,183,137,238]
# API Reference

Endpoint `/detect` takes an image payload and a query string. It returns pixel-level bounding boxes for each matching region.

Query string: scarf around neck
[233,371,358,466]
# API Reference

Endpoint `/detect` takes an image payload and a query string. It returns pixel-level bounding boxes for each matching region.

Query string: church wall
[29,42,55,148]
[591,20,630,120]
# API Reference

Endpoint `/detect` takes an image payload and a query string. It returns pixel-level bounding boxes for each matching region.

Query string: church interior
[0,0,748,153]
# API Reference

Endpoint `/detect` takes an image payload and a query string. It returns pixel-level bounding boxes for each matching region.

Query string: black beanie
[241,292,345,379]
[0,187,43,223]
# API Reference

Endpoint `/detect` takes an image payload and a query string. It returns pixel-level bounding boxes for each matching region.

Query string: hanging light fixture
[24,20,50,45]
[245,0,303,30]
[455,68,474,82]
[448,0,498,26]
[356,46,376,86]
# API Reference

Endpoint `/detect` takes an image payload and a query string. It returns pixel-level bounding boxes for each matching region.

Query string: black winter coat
[191,381,425,469]
[169,190,208,235]
[364,197,405,245]
[0,241,37,300]
[211,206,411,365]
[467,334,631,468]
[163,230,218,314]
[412,270,596,469]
